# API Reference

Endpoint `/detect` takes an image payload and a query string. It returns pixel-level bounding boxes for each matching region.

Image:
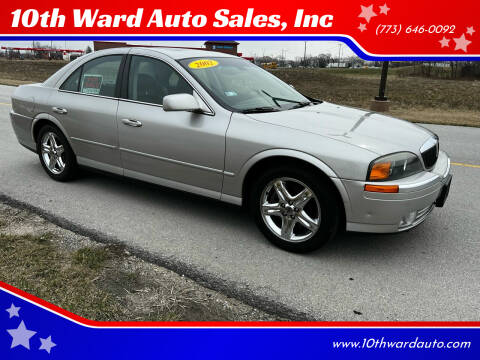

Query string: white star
[358,23,367,32]
[6,303,20,318]
[358,5,377,23]
[453,33,472,52]
[466,26,475,36]
[379,3,390,15]
[6,321,37,349]
[439,37,450,48]
[39,335,57,354]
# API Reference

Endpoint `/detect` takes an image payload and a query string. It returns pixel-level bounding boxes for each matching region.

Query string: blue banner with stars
[1,284,479,359]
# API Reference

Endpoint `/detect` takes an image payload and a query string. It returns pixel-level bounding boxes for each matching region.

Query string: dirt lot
[0,202,280,321]
[0,58,478,126]
[0,58,67,85]
[272,68,480,127]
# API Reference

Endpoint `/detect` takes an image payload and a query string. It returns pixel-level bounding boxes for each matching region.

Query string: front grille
[421,138,439,169]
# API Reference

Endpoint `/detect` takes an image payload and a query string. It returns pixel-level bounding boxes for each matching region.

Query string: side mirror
[163,93,201,112]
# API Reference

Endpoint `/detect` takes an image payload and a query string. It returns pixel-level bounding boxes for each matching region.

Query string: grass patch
[0,58,66,84]
[0,233,123,320]
[73,246,112,269]
[271,68,479,126]
[272,68,479,111]
[0,204,278,321]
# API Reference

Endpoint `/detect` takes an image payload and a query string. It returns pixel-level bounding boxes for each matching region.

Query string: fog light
[399,211,417,227]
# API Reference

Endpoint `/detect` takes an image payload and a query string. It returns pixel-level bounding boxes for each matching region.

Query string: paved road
[0,84,479,320]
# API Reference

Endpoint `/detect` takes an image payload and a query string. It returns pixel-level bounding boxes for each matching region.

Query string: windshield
[179,57,310,112]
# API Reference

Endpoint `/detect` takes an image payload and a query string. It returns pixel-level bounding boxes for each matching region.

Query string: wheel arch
[240,150,350,230]
[31,114,74,150]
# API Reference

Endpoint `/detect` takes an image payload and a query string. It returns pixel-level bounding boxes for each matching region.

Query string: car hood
[245,102,433,156]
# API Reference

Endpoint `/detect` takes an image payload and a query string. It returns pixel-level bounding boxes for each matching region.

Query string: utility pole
[337,44,342,68]
[303,41,307,67]
[280,49,288,67]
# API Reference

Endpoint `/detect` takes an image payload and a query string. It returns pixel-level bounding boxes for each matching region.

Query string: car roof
[132,47,237,60]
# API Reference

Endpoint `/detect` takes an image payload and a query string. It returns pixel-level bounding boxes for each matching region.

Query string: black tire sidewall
[248,166,340,253]
[36,125,77,182]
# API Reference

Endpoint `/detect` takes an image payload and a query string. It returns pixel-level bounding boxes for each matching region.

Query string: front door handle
[121,118,142,127]
[52,107,68,114]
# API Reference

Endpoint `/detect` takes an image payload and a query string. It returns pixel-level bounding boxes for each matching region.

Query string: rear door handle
[52,107,68,114]
[121,118,143,127]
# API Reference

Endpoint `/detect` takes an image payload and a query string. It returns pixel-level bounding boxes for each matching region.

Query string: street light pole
[370,61,390,112]
[375,61,389,101]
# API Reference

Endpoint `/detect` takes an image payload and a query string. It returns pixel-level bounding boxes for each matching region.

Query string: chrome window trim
[58,53,125,95]
[123,54,215,116]
[56,54,215,116]
[53,49,131,89]
[57,89,119,101]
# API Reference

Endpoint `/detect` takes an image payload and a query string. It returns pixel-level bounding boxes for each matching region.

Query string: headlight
[367,152,423,181]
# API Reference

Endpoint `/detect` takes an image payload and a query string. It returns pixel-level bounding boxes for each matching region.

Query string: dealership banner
[0,0,479,59]
[0,282,478,359]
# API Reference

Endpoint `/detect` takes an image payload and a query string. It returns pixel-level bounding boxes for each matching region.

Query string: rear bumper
[10,110,36,151]
[344,150,452,233]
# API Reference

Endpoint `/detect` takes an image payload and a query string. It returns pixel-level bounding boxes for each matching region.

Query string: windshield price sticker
[189,59,219,69]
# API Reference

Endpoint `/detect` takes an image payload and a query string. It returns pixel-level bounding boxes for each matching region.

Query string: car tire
[248,165,340,253]
[36,125,78,182]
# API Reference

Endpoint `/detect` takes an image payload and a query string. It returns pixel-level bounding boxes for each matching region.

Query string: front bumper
[343,150,452,233]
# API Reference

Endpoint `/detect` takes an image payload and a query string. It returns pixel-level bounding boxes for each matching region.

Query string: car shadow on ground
[72,166,426,260]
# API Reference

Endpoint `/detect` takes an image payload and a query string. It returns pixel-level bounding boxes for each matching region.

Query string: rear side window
[60,67,81,92]
[127,56,193,105]
[80,55,122,97]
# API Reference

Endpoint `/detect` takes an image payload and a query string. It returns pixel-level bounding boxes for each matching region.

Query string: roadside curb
[0,192,315,322]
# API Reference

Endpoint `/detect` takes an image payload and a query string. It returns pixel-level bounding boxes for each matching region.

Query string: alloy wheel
[40,132,66,175]
[260,177,321,242]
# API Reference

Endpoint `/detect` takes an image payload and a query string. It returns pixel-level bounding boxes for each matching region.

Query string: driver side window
[127,56,193,106]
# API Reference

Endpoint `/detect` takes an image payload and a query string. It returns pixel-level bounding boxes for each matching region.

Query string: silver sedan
[10,47,452,252]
